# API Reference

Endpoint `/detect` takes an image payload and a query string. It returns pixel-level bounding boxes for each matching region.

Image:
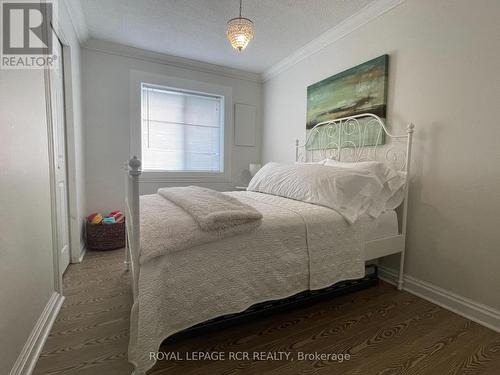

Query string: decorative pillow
[247,162,386,223]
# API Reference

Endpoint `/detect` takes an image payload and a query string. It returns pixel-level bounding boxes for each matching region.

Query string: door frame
[44,28,70,292]
[44,17,81,292]
[44,66,63,293]
[54,24,86,266]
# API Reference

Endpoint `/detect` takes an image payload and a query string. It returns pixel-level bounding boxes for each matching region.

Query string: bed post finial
[407,123,415,134]
[129,156,141,176]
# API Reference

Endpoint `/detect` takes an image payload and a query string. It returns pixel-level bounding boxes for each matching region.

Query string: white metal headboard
[296,113,414,173]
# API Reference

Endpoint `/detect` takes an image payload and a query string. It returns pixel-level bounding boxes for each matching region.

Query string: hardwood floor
[34,249,500,375]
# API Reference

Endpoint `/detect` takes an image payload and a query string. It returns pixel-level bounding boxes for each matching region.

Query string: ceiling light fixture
[226,0,254,51]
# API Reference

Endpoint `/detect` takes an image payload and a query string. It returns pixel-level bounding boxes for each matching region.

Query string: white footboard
[125,156,141,301]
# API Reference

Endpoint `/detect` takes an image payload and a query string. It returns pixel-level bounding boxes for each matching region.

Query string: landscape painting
[306,55,388,148]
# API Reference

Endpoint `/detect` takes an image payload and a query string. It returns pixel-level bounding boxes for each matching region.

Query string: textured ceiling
[79,0,375,73]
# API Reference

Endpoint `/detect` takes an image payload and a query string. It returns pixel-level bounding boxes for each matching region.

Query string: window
[141,84,224,172]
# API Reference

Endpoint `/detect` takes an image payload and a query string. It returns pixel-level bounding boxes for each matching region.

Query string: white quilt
[129,191,369,374]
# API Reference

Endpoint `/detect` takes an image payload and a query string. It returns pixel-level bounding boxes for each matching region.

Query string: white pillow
[247,162,385,224]
[323,159,407,212]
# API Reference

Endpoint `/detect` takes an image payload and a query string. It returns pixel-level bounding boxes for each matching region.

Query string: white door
[49,30,70,276]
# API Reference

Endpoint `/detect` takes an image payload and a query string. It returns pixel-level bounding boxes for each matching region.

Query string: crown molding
[262,0,407,81]
[82,39,263,83]
[61,0,89,44]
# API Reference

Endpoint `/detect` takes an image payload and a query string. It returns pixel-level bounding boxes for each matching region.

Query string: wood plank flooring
[33,249,500,374]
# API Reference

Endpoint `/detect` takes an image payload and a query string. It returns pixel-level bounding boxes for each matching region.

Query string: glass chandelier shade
[226,1,254,51]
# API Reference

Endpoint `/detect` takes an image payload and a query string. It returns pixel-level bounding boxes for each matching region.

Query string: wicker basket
[86,220,125,250]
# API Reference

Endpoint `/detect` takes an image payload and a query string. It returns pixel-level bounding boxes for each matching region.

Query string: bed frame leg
[397,236,406,291]
[124,235,130,271]
[397,242,406,291]
[124,255,130,272]
[397,274,404,290]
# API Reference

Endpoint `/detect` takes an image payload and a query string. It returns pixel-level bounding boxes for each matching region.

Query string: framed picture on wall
[306,55,389,149]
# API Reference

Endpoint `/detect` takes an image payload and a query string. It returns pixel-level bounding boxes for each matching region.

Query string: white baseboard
[77,244,86,263]
[379,266,500,333]
[9,292,64,375]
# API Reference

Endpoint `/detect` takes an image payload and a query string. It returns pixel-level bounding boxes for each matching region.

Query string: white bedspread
[129,191,369,373]
[142,187,262,260]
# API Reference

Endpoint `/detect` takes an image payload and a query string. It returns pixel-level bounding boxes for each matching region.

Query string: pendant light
[226,0,254,51]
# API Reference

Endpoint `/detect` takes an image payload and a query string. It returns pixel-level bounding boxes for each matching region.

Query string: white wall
[0,66,56,375]
[57,0,86,262]
[262,0,500,309]
[82,41,262,214]
[0,1,84,372]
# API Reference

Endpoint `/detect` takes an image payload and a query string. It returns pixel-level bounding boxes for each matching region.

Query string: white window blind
[141,84,224,172]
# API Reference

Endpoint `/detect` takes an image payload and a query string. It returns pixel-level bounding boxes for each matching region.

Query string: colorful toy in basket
[109,210,125,223]
[87,211,124,225]
[86,212,103,224]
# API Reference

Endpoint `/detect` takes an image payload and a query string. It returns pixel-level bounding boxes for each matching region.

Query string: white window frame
[130,70,233,183]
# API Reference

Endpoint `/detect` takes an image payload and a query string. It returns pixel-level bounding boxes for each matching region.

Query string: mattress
[363,210,399,241]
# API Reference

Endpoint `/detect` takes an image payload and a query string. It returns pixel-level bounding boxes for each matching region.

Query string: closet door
[48,29,70,276]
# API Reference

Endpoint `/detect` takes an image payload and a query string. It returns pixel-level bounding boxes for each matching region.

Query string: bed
[124,113,414,374]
